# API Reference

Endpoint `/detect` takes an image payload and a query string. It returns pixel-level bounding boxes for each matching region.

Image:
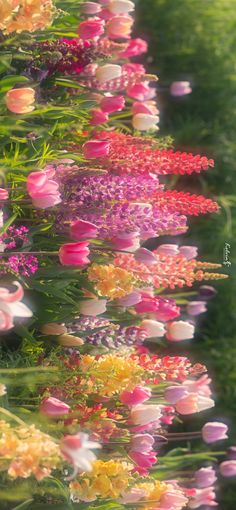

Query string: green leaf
[0,213,18,234]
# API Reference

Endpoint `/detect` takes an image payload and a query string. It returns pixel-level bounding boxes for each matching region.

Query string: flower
[0,384,6,396]
[0,188,8,201]
[90,108,109,125]
[119,487,147,504]
[27,170,61,209]
[170,81,192,97]
[179,245,198,259]
[58,334,84,347]
[100,94,125,113]
[5,88,35,114]
[80,299,107,316]
[130,433,155,453]
[95,64,122,83]
[83,140,110,158]
[88,263,134,299]
[40,323,67,335]
[164,385,189,404]
[187,301,207,316]
[61,432,101,477]
[175,394,215,415]
[130,404,162,426]
[111,232,140,251]
[40,397,70,418]
[59,242,90,266]
[107,14,133,39]
[156,244,179,256]
[70,219,98,240]
[108,0,135,14]
[220,460,236,477]
[129,450,157,472]
[134,248,157,265]
[132,113,159,131]
[189,487,217,508]
[199,285,217,299]
[195,467,217,488]
[118,290,141,307]
[140,319,166,338]
[155,298,180,322]
[132,101,159,116]
[81,2,102,14]
[118,38,148,58]
[0,0,55,34]
[120,386,151,406]
[0,281,32,332]
[202,422,228,443]
[78,19,105,39]
[166,321,195,341]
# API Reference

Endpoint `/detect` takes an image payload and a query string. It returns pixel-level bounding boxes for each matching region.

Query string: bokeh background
[136,1,236,507]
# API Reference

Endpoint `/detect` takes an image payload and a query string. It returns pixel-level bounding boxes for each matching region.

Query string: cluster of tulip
[0,0,233,509]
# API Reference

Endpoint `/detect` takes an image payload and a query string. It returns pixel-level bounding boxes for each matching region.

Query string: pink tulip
[135,296,159,314]
[107,14,133,39]
[187,301,207,316]
[118,38,148,58]
[134,248,157,265]
[97,7,114,20]
[61,432,101,476]
[5,87,35,114]
[40,397,70,418]
[119,487,147,504]
[161,491,188,509]
[78,19,105,39]
[129,450,157,472]
[130,433,154,453]
[155,298,180,322]
[111,232,140,251]
[164,385,189,404]
[90,108,109,125]
[118,290,141,307]
[170,81,192,97]
[195,467,217,488]
[202,422,228,444]
[220,460,236,477]
[120,386,151,406]
[130,404,162,426]
[132,101,159,116]
[188,487,217,508]
[95,63,122,83]
[70,219,98,240]
[59,242,90,266]
[156,244,179,256]
[27,171,61,209]
[100,94,125,113]
[83,140,110,158]
[81,2,102,14]
[183,374,212,397]
[80,298,107,316]
[166,320,195,341]
[0,281,32,332]
[127,82,155,101]
[0,188,8,200]
[132,113,159,131]
[176,394,215,415]
[140,319,166,338]
[179,245,198,259]
[108,0,135,14]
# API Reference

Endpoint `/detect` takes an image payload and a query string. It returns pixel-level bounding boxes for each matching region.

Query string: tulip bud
[78,19,105,39]
[170,81,192,97]
[90,108,109,125]
[111,232,140,252]
[127,82,155,101]
[100,94,125,113]
[81,2,102,14]
[107,14,133,39]
[119,488,147,504]
[156,244,179,257]
[187,301,207,316]
[130,433,154,452]
[166,321,195,342]
[40,397,70,418]
[118,290,141,307]
[108,0,135,14]
[70,219,98,240]
[95,64,122,83]
[132,101,159,116]
[176,394,215,415]
[164,385,189,404]
[119,38,148,58]
[202,422,228,443]
[199,285,217,299]
[195,467,217,488]
[40,323,67,336]
[132,113,159,131]
[140,319,166,338]
[130,403,162,426]
[0,188,8,201]
[59,334,84,347]
[220,460,236,477]
[59,242,90,266]
[0,384,6,396]
[155,298,180,322]
[134,248,156,265]
[120,386,151,406]
[5,87,35,114]
[179,245,198,260]
[80,298,107,316]
[83,140,110,159]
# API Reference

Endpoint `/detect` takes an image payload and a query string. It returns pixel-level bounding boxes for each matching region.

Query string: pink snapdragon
[120,386,151,406]
[59,242,90,266]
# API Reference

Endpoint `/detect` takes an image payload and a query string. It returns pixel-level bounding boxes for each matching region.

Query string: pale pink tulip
[132,101,159,116]
[166,320,195,341]
[40,397,70,418]
[156,244,179,256]
[108,0,135,14]
[0,188,8,201]
[118,290,141,307]
[80,298,107,316]
[95,64,122,83]
[5,87,35,114]
[83,140,110,158]
[176,393,215,415]
[70,219,98,240]
[170,81,192,97]
[183,374,212,397]
[129,449,157,471]
[132,113,159,131]
[78,19,105,39]
[188,487,217,508]
[81,2,102,14]
[111,232,140,252]
[41,323,67,335]
[161,491,189,509]
[118,38,148,58]
[119,487,147,504]
[120,386,151,406]
[220,460,236,477]
[107,14,133,39]
[130,403,162,426]
[130,433,154,452]
[59,242,90,266]
[179,245,198,259]
[164,385,189,404]
[134,248,157,265]
[61,432,101,477]
[187,301,207,316]
[202,422,228,444]
[27,171,61,209]
[0,281,32,332]
[100,94,125,113]
[140,319,166,338]
[195,467,217,488]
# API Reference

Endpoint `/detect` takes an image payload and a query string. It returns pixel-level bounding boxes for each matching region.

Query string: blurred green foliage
[136,0,236,505]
